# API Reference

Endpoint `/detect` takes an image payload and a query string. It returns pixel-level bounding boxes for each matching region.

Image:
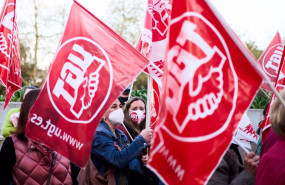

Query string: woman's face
[128,100,145,114]
[105,99,123,119]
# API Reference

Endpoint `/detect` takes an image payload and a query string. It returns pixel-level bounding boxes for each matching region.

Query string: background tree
[0,0,69,100]
[106,0,146,46]
[17,0,69,87]
[245,40,263,60]
[106,0,148,92]
[245,40,271,109]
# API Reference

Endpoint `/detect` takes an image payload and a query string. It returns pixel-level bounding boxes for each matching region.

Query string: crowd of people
[0,87,285,185]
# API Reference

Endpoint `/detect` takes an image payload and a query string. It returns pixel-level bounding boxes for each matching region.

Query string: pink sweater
[255,129,285,185]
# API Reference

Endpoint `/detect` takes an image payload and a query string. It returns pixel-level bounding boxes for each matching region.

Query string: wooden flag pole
[146,74,153,129]
[267,82,285,107]
[121,122,134,141]
[149,61,163,75]
[128,82,134,99]
[259,88,271,99]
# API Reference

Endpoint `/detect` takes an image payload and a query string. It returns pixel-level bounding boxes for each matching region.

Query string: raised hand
[140,129,154,143]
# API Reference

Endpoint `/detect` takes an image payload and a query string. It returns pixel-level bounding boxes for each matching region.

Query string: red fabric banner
[136,0,172,86]
[136,0,172,127]
[0,0,21,108]
[259,44,285,141]
[147,0,262,184]
[257,32,283,91]
[25,1,148,167]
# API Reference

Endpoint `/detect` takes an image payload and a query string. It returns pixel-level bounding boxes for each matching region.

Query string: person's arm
[0,137,16,185]
[230,152,259,184]
[1,109,19,138]
[92,132,147,168]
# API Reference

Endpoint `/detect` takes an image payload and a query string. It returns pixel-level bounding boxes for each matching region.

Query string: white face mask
[108,108,124,126]
[129,110,146,125]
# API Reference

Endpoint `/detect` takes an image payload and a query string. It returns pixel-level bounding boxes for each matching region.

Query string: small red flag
[136,0,172,127]
[259,43,285,141]
[147,0,262,184]
[0,0,21,108]
[136,0,172,86]
[25,1,148,167]
[257,32,283,91]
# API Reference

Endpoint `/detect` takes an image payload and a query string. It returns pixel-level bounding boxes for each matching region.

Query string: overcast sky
[1,0,284,68]
[212,0,285,49]
[80,0,285,50]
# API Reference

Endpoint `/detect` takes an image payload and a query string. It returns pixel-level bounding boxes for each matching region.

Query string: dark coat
[207,147,255,185]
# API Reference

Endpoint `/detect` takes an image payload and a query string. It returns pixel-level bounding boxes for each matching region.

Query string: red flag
[147,0,262,184]
[25,1,148,167]
[136,0,172,86]
[0,0,21,108]
[136,0,172,126]
[257,32,283,91]
[259,45,285,141]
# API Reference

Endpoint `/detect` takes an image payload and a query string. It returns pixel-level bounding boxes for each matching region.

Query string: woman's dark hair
[123,96,146,137]
[14,89,40,140]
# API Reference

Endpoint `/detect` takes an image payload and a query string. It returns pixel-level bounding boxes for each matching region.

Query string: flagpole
[259,88,271,99]
[149,61,163,75]
[267,83,285,106]
[146,74,153,129]
[206,0,285,108]
[128,81,134,100]
[121,122,134,141]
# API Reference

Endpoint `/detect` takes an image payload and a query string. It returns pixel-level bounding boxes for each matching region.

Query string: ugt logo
[262,44,283,78]
[162,12,238,141]
[48,37,112,123]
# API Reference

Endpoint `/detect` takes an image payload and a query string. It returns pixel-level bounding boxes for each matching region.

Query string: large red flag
[257,32,283,91]
[0,0,21,109]
[147,0,262,184]
[25,1,148,167]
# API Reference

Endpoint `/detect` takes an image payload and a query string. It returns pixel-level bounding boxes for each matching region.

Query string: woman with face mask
[90,98,153,185]
[119,97,159,185]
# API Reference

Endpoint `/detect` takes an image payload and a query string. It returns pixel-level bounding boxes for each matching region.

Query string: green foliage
[245,41,263,60]
[10,90,22,102]
[132,73,147,91]
[0,86,28,102]
[0,94,5,101]
[131,89,147,101]
[11,87,28,102]
[250,95,270,109]
[107,0,145,46]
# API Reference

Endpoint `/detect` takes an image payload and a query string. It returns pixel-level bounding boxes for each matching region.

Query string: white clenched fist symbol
[187,47,225,120]
[167,20,226,132]
[82,71,99,108]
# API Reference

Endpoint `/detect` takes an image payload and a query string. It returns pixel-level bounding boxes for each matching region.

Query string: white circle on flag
[47,37,113,124]
[161,12,238,142]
